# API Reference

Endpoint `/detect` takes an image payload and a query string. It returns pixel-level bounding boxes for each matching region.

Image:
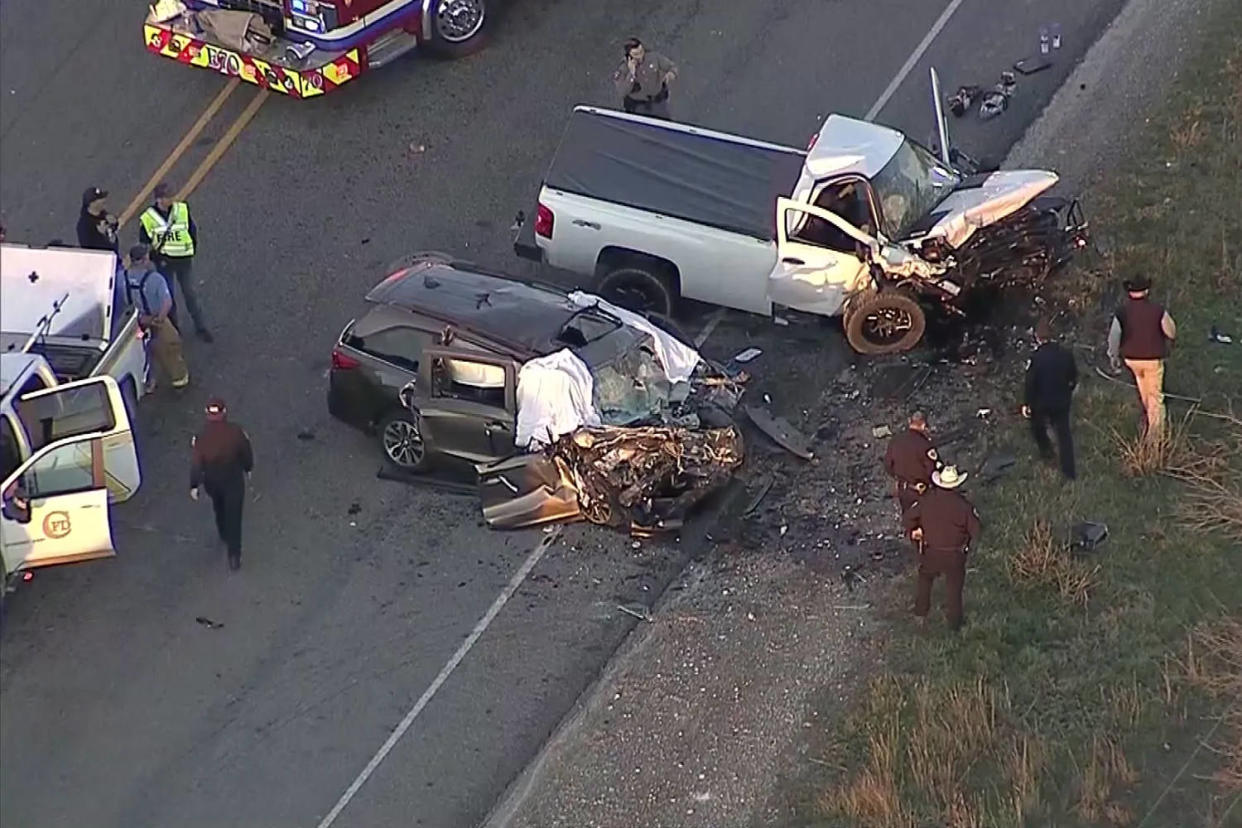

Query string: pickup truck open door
[768,197,878,317]
[1,375,140,577]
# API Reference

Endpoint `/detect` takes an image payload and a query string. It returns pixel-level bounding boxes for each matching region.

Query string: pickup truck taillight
[534,203,554,238]
[331,347,360,370]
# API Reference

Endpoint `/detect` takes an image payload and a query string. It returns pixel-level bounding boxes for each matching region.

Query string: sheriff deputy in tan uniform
[612,38,677,119]
[883,410,942,516]
[902,465,981,631]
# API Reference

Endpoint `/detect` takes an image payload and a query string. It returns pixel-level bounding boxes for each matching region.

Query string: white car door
[768,197,877,317]
[2,376,141,577]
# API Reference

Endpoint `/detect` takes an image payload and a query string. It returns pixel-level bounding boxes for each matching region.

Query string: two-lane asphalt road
[0,0,1125,825]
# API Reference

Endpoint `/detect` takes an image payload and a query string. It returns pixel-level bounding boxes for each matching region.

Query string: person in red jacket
[190,398,254,571]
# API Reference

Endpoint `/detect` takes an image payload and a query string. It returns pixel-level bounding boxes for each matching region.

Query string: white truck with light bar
[514,69,1088,355]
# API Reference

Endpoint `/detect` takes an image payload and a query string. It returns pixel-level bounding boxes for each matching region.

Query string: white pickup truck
[514,70,1088,354]
[1,243,147,412]
[2,355,142,598]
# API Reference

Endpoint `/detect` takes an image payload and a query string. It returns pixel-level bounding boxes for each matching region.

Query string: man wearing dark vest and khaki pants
[1107,275,1176,436]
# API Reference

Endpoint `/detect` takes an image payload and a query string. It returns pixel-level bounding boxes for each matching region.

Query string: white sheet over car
[567,291,700,383]
[515,348,601,449]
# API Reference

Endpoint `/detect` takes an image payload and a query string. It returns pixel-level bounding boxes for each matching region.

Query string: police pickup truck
[514,69,1088,355]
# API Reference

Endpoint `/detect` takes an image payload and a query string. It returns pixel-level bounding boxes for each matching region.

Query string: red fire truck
[144,0,492,99]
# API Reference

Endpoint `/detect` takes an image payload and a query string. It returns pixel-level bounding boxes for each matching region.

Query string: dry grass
[1165,421,1242,544]
[1169,103,1208,150]
[1076,734,1140,825]
[1183,618,1242,793]
[1008,519,1100,608]
[822,678,1048,827]
[1112,409,1196,477]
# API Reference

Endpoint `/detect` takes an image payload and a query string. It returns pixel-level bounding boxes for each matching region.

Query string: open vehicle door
[768,197,878,317]
[418,350,517,464]
[1,375,140,577]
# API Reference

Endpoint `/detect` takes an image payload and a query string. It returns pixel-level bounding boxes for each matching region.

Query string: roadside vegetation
[811,8,1242,827]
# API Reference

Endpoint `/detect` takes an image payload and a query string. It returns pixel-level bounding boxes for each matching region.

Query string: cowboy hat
[932,465,968,489]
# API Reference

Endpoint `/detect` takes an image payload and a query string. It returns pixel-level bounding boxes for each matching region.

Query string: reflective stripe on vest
[140,202,194,258]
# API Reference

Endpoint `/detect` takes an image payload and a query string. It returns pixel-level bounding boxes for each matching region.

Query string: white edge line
[694,308,727,347]
[864,0,967,121]
[315,527,562,828]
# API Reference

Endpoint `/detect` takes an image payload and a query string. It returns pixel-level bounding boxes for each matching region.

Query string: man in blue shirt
[124,244,189,391]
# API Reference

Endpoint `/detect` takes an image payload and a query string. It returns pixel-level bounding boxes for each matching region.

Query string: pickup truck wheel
[844,292,926,355]
[379,410,430,472]
[599,266,675,318]
[425,0,491,59]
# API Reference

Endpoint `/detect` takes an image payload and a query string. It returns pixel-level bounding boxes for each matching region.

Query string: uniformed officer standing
[190,398,254,571]
[76,186,120,253]
[1021,319,1078,479]
[1106,275,1176,436]
[139,182,213,342]
[612,38,678,119]
[902,465,981,630]
[883,411,942,516]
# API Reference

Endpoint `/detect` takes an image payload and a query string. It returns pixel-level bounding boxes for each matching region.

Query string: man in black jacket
[76,186,119,253]
[1021,319,1078,479]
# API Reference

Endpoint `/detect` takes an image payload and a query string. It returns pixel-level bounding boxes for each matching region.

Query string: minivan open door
[1,375,141,577]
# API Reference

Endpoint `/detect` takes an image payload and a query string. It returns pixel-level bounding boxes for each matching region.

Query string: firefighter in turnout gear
[190,398,254,571]
[124,244,189,390]
[139,182,213,342]
[884,411,942,516]
[902,465,981,630]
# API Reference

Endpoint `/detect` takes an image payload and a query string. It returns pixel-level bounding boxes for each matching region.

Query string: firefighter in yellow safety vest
[139,182,213,343]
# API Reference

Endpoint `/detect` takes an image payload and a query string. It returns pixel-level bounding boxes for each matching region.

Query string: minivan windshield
[870,140,959,239]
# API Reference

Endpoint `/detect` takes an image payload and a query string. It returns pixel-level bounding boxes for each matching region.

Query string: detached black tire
[379,409,430,472]
[844,291,927,355]
[599,264,675,318]
[424,0,492,59]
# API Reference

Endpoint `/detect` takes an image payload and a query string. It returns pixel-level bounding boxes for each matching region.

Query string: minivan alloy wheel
[383,416,425,469]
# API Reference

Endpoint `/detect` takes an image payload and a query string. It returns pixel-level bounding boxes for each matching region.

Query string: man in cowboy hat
[1107,274,1176,435]
[902,464,981,630]
[884,411,943,518]
[190,397,254,571]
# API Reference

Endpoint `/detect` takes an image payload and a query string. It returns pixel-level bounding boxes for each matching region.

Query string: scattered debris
[871,424,892,438]
[195,616,223,629]
[1069,521,1109,550]
[617,603,653,622]
[947,84,982,117]
[1209,325,1234,344]
[976,407,992,418]
[731,347,763,363]
[745,405,814,460]
[1014,55,1053,75]
[296,429,316,441]
[347,502,361,516]
[741,476,774,516]
[980,72,1017,120]
[979,451,1017,482]
[779,524,788,536]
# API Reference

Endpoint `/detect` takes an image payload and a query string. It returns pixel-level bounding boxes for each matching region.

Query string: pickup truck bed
[544,108,808,242]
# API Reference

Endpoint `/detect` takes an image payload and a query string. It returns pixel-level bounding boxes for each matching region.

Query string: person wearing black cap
[1021,319,1078,479]
[76,186,119,253]
[1106,275,1177,435]
[190,397,253,571]
[139,182,212,343]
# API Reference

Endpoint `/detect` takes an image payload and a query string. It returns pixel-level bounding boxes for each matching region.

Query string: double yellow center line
[117,79,270,229]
